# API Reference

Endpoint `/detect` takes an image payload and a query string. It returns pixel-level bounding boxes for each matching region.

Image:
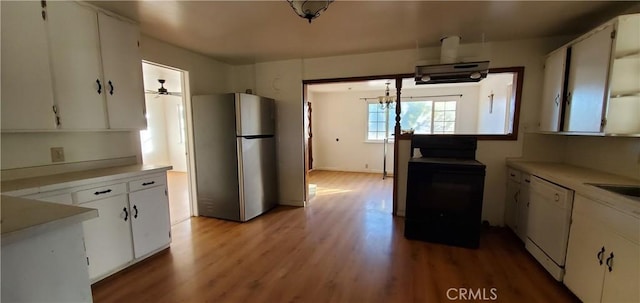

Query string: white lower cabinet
[21,171,173,283]
[81,194,134,280]
[564,194,639,303]
[129,184,171,258]
[505,168,530,242]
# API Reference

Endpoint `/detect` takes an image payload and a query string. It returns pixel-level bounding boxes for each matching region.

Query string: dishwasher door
[527,176,574,266]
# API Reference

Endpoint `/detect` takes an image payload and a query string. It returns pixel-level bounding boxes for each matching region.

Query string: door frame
[141,60,197,218]
[302,73,411,214]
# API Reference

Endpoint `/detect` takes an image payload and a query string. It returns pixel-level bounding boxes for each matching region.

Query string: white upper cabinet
[47,1,108,130]
[540,13,639,135]
[98,13,146,130]
[1,1,146,132]
[1,1,56,130]
[604,14,640,135]
[539,48,567,132]
[563,25,614,133]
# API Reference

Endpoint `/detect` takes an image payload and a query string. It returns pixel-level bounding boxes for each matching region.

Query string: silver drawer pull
[94,189,112,195]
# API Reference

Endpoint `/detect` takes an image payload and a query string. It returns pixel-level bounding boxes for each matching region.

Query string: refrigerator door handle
[242,135,274,139]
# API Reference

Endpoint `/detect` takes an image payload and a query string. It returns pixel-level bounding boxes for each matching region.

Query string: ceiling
[89,1,637,65]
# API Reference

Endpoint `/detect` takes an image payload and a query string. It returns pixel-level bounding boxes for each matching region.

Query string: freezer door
[235,93,275,136]
[238,137,277,221]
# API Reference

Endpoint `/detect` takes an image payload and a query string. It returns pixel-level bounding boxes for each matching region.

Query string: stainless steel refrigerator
[191,93,277,222]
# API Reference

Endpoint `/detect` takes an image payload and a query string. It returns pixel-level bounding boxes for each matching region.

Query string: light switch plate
[51,147,65,163]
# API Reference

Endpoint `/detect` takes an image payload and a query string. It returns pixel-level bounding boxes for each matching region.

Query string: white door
[564,25,614,132]
[129,186,171,258]
[564,211,607,303]
[539,48,567,132]
[47,1,107,129]
[505,179,519,232]
[1,1,56,130]
[601,232,640,303]
[81,195,134,280]
[99,12,146,130]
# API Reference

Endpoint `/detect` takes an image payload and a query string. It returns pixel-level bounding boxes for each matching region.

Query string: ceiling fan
[145,79,182,97]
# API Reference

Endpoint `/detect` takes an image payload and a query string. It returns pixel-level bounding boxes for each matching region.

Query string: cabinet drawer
[507,168,522,183]
[128,174,166,192]
[75,183,126,204]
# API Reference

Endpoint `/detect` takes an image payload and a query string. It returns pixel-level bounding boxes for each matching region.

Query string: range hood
[415,61,490,85]
[415,36,490,85]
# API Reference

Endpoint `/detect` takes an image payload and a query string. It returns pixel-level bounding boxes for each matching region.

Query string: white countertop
[507,160,640,217]
[1,195,99,245]
[1,164,172,195]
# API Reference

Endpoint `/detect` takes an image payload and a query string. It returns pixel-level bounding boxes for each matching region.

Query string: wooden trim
[392,77,403,216]
[303,74,413,85]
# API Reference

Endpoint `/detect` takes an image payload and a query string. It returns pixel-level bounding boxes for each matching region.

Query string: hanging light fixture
[378,82,396,109]
[287,0,334,23]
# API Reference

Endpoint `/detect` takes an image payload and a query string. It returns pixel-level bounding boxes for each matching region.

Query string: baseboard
[312,167,394,176]
[1,156,138,181]
[279,200,304,207]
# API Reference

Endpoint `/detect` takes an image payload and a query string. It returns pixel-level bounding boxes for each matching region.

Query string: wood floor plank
[92,170,578,303]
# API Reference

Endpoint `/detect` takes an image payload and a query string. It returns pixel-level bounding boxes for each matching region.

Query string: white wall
[1,132,139,170]
[564,136,640,180]
[163,96,188,172]
[476,74,514,134]
[310,90,395,174]
[140,95,170,166]
[254,59,305,206]
[140,94,187,172]
[140,35,232,95]
[309,85,480,174]
[244,36,571,223]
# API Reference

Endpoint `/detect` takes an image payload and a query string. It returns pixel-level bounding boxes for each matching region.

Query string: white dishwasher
[525,176,574,281]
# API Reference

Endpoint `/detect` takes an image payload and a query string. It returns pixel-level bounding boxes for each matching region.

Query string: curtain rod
[359,94,463,101]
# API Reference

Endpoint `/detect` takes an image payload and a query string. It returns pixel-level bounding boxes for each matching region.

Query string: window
[368,100,457,140]
[367,102,395,141]
[432,101,456,134]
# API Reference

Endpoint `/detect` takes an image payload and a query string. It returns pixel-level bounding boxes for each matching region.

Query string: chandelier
[287,0,334,23]
[378,82,396,109]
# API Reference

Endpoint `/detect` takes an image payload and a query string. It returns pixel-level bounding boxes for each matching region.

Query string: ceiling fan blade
[168,92,183,96]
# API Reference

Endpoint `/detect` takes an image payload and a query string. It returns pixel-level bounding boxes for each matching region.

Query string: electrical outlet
[50,147,65,163]
[365,164,369,169]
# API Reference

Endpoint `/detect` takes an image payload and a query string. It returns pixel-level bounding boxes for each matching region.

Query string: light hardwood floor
[92,170,578,303]
[167,171,191,225]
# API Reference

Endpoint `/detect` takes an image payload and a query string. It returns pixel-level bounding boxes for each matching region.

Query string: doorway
[303,79,398,212]
[140,61,193,225]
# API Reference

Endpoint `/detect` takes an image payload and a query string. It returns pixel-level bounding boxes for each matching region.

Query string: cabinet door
[129,186,171,258]
[564,211,606,303]
[98,13,146,130]
[47,1,107,130]
[539,48,567,132]
[505,179,519,232]
[516,175,530,241]
[564,25,614,132]
[1,1,56,130]
[601,232,640,303]
[81,195,133,281]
